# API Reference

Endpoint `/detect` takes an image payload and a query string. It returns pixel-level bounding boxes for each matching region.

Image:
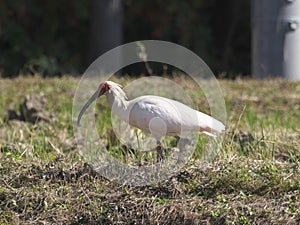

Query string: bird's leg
[121,145,129,163]
[156,140,164,161]
[175,136,180,146]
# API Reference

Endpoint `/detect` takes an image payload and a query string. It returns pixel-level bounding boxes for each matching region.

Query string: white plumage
[77,81,225,147]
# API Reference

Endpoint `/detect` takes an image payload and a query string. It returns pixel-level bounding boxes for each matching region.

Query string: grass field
[0,75,299,224]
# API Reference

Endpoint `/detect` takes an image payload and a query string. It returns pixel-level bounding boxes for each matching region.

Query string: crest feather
[107,81,127,109]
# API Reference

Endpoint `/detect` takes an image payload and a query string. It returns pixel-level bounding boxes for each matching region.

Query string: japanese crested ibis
[77,81,225,157]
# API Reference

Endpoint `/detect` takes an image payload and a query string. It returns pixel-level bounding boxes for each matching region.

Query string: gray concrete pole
[252,0,300,81]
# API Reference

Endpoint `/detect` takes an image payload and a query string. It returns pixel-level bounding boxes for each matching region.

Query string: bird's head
[77,81,124,126]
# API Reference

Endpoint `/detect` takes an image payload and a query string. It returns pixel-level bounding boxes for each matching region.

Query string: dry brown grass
[0,76,300,224]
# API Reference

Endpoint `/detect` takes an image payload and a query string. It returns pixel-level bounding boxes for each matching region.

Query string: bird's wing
[128,96,183,134]
[128,95,225,137]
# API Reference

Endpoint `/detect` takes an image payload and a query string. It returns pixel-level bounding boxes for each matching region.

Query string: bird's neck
[106,92,127,107]
[106,90,129,121]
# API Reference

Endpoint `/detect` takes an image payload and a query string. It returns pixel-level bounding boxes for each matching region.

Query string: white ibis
[77,81,225,158]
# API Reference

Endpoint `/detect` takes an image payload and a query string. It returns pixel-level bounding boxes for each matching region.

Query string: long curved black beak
[77,89,100,126]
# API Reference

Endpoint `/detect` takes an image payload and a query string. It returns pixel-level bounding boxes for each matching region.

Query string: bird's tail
[198,113,225,137]
[200,127,222,137]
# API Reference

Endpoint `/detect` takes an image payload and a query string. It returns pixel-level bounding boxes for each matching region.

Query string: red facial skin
[99,82,109,96]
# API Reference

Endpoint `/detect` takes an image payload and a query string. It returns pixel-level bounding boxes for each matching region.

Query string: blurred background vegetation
[0,0,250,77]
